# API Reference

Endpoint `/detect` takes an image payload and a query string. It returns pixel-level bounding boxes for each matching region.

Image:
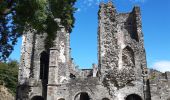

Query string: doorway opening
[75,92,90,100]
[126,94,142,100]
[80,92,90,100]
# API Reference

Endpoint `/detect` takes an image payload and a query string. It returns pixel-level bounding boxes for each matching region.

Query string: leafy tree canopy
[0,60,19,94]
[0,0,77,61]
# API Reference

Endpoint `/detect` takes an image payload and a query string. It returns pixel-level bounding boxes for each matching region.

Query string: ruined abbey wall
[15,2,165,100]
[97,2,148,99]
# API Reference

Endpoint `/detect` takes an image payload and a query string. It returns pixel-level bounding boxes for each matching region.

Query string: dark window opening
[40,51,49,79]
[40,51,49,100]
[80,92,90,100]
[126,94,142,100]
[31,96,44,100]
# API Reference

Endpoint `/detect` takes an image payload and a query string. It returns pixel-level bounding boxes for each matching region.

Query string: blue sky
[10,0,170,72]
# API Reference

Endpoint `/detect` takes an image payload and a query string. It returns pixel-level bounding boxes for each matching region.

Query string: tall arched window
[122,46,135,68]
[126,94,142,100]
[40,51,49,79]
[40,51,49,100]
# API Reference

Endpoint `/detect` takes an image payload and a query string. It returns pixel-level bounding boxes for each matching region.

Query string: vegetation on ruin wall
[0,60,18,95]
[0,0,77,61]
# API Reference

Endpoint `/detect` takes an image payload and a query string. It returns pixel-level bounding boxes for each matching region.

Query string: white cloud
[151,61,170,72]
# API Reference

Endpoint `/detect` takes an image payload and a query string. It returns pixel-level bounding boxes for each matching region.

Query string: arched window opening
[102,98,109,100]
[40,51,49,100]
[31,96,44,100]
[126,94,142,100]
[40,51,49,79]
[80,92,90,100]
[122,46,135,68]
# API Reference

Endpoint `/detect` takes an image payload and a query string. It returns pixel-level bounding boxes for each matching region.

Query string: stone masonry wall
[98,2,147,99]
[17,27,48,100]
[149,69,170,100]
[17,2,152,100]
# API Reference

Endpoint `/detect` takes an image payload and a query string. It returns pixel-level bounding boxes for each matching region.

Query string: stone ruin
[16,1,170,100]
[148,69,170,100]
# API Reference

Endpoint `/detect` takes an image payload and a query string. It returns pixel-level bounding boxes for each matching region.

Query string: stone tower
[17,19,71,100]
[98,2,149,99]
[17,2,150,100]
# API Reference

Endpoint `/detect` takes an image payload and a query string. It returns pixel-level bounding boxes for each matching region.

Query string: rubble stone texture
[148,69,170,100]
[16,2,169,100]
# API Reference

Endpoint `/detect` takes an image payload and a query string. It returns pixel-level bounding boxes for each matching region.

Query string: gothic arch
[125,94,142,100]
[122,46,135,68]
[31,96,44,100]
[74,92,90,100]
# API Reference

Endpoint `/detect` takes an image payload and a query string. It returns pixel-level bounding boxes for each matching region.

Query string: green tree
[0,60,19,94]
[0,0,77,61]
